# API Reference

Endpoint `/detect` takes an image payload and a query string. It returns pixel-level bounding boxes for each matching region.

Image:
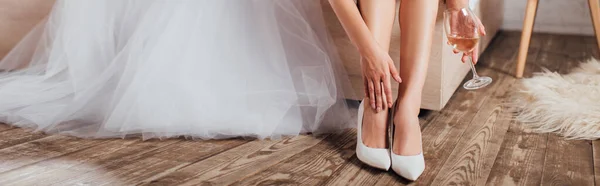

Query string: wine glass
[443,8,492,90]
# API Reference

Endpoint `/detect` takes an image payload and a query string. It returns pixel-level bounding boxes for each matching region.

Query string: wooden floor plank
[539,34,588,58]
[537,51,574,74]
[373,173,410,186]
[429,69,516,186]
[0,139,189,185]
[129,139,248,185]
[232,130,355,185]
[593,141,600,186]
[589,40,600,59]
[485,120,548,186]
[0,135,108,174]
[418,109,441,131]
[322,157,392,186]
[54,139,246,186]
[0,127,47,150]
[0,139,145,185]
[540,135,594,186]
[143,135,327,186]
[0,123,15,132]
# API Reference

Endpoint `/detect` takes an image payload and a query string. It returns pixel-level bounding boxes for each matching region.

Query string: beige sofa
[321,0,503,110]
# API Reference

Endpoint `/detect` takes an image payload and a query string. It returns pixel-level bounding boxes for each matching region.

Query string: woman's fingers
[388,62,402,83]
[471,46,479,64]
[382,75,393,108]
[368,80,376,109]
[462,53,469,63]
[373,78,382,112]
[475,18,484,64]
[373,77,383,112]
[461,52,467,63]
[386,61,401,108]
[477,17,486,36]
[380,82,389,110]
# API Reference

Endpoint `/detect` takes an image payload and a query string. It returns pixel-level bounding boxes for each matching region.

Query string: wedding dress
[0,0,353,139]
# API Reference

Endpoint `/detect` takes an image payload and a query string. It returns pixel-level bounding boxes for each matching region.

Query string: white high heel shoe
[389,105,425,181]
[356,99,391,170]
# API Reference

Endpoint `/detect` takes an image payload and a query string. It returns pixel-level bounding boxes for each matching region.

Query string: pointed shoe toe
[390,152,425,181]
[356,144,391,170]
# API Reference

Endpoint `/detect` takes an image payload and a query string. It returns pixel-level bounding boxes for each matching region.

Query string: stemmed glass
[443,8,492,90]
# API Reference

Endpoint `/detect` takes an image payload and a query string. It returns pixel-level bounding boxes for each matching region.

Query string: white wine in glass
[444,8,492,90]
[447,36,479,52]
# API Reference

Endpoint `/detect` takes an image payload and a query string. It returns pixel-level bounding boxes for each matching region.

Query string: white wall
[503,0,595,36]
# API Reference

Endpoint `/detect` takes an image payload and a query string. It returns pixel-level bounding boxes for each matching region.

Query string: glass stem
[468,56,480,79]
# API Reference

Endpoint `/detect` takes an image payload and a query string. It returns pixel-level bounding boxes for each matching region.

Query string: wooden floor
[1,31,599,186]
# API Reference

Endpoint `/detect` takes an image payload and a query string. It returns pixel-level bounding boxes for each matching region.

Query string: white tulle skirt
[0,0,354,139]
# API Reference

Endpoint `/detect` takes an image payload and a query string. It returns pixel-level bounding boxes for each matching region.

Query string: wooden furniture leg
[590,0,600,52]
[516,0,539,78]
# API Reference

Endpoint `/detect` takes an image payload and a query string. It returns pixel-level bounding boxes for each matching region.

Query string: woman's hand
[361,49,401,112]
[451,15,486,64]
[328,0,401,111]
[447,0,486,64]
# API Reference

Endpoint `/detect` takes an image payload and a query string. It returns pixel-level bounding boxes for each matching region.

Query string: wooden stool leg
[590,0,600,52]
[516,0,539,78]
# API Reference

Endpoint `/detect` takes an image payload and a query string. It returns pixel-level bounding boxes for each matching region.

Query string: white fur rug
[511,58,600,140]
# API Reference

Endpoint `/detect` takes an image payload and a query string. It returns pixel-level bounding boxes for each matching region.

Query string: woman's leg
[393,0,439,155]
[357,0,397,148]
